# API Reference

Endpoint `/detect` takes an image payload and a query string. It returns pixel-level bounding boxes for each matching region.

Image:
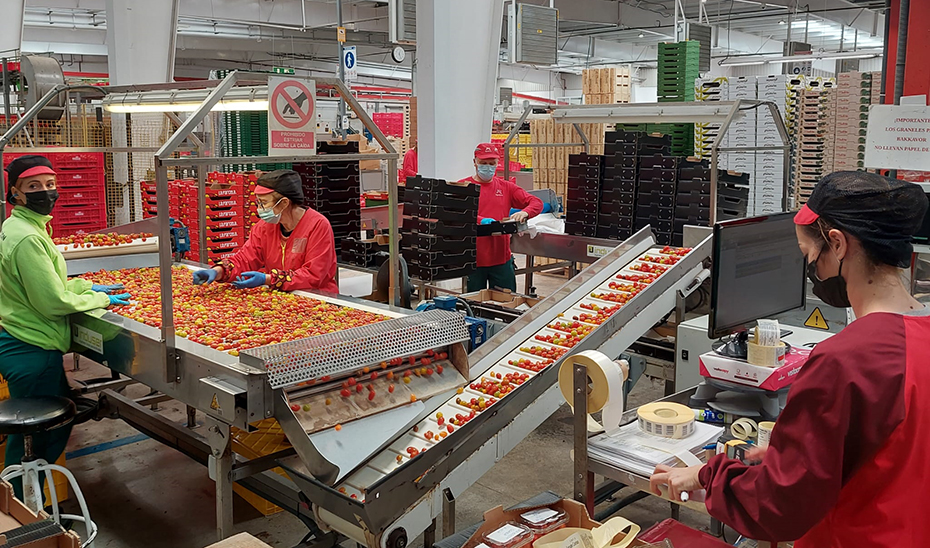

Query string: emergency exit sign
[273,67,296,75]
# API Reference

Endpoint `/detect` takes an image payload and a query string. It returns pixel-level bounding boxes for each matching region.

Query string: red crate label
[206,239,240,250]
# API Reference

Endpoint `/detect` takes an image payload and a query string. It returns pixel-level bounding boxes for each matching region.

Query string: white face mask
[476,164,496,180]
[257,198,285,224]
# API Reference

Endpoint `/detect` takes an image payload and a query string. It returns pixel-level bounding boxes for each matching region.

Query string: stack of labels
[636,402,696,439]
[558,350,627,434]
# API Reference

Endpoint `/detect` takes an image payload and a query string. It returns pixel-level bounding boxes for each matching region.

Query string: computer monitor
[709,212,807,350]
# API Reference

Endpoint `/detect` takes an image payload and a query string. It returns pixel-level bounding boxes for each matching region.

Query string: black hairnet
[256,170,305,206]
[807,171,928,268]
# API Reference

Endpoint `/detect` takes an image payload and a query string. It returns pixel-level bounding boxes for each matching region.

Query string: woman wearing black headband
[651,171,930,547]
[0,155,131,498]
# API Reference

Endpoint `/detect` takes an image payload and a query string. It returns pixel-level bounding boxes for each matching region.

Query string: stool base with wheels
[0,397,97,548]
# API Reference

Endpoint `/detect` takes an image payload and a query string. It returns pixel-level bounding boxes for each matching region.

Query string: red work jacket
[459,175,543,267]
[698,311,930,547]
[218,207,339,294]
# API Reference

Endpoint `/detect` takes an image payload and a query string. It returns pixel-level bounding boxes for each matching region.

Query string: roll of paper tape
[730,417,758,440]
[758,421,775,448]
[636,402,695,439]
[559,351,627,434]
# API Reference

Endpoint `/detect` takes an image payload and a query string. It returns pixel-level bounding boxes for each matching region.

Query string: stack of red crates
[140,171,259,263]
[372,112,406,138]
[3,152,107,236]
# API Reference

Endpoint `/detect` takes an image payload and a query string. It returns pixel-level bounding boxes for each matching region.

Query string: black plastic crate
[637,190,675,208]
[403,189,479,210]
[674,219,708,234]
[318,163,360,178]
[636,216,674,234]
[675,191,711,208]
[601,179,637,194]
[604,142,638,156]
[568,187,600,202]
[672,232,684,247]
[600,188,635,206]
[640,155,679,170]
[409,263,476,282]
[413,233,476,252]
[568,164,603,179]
[675,203,711,221]
[566,209,598,225]
[603,155,637,170]
[718,171,751,185]
[415,248,478,266]
[602,166,638,182]
[568,153,604,168]
[655,231,673,246]
[403,216,478,236]
[639,179,677,196]
[718,195,748,215]
[636,203,673,220]
[567,177,600,191]
[718,207,745,221]
[597,212,635,230]
[329,219,363,235]
[408,204,476,224]
[564,220,597,238]
[407,176,480,197]
[597,226,633,241]
[599,201,635,217]
[718,184,750,202]
[311,198,361,214]
[317,141,360,154]
[605,130,642,144]
[677,179,710,194]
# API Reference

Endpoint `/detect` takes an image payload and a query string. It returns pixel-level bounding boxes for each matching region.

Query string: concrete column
[416,0,505,180]
[0,0,25,55]
[105,0,180,224]
[885,0,929,101]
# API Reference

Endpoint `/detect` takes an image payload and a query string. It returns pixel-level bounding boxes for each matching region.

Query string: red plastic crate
[58,187,105,207]
[54,205,105,224]
[56,170,104,189]
[207,250,238,262]
[48,152,104,170]
[51,219,107,237]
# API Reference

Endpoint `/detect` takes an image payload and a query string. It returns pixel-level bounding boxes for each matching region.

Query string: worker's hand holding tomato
[510,210,529,223]
[92,283,125,294]
[192,268,218,285]
[649,464,704,502]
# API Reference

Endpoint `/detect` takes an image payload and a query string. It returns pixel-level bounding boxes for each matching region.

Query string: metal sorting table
[68,226,711,548]
[510,232,626,295]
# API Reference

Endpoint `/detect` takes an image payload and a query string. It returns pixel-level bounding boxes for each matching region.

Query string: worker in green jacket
[0,155,130,498]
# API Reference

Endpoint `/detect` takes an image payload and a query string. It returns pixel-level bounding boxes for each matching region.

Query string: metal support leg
[72,353,81,371]
[442,488,456,538]
[670,501,680,521]
[187,405,197,429]
[424,517,437,548]
[710,518,724,537]
[524,255,535,295]
[206,417,233,541]
[573,363,592,516]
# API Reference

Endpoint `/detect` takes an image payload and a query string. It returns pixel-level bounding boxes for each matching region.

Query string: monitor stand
[713,331,749,359]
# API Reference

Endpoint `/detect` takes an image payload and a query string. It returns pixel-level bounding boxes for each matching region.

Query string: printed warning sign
[268,76,317,157]
[804,307,829,330]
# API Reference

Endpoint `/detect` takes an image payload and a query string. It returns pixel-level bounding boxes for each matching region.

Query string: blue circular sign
[345,51,356,69]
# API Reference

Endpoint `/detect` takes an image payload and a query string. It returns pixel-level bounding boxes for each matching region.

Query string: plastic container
[481,522,534,548]
[518,507,569,542]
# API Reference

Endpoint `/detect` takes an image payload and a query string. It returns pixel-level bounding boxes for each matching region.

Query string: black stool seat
[0,397,76,436]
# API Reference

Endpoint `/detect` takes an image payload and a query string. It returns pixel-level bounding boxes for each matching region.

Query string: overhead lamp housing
[102,86,269,114]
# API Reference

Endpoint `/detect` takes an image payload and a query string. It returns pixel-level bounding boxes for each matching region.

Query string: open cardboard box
[464,498,647,548]
[461,289,541,310]
[0,481,80,548]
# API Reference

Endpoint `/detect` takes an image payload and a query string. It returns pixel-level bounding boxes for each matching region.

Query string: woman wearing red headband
[650,171,930,547]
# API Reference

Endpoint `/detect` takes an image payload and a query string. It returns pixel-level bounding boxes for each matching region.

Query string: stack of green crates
[656,41,701,156]
[216,70,291,173]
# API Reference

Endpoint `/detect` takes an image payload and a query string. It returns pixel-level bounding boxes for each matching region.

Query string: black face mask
[807,249,851,308]
[18,189,59,216]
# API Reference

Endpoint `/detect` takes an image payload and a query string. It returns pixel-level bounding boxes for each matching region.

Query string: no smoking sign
[268,76,317,156]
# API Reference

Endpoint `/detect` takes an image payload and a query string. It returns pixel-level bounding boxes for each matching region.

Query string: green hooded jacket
[0,206,110,353]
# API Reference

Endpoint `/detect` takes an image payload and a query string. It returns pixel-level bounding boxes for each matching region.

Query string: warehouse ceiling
[18,0,886,82]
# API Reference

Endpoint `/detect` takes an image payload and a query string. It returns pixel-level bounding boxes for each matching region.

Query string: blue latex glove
[91,283,124,294]
[108,293,132,307]
[509,203,552,215]
[192,269,218,285]
[479,218,495,225]
[232,271,266,289]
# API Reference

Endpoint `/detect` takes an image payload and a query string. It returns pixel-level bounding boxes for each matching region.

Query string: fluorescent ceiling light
[103,86,269,114]
[719,49,883,66]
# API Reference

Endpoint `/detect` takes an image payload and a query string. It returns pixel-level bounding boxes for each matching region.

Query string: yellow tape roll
[558,350,627,434]
[730,417,758,440]
[636,402,696,439]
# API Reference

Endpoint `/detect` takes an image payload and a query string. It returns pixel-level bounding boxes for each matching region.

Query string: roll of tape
[636,402,695,439]
[730,417,759,440]
[757,421,775,448]
[559,351,627,434]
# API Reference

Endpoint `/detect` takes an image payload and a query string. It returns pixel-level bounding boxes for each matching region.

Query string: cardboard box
[205,533,274,548]
[0,481,79,548]
[460,288,541,310]
[699,348,811,391]
[464,498,646,548]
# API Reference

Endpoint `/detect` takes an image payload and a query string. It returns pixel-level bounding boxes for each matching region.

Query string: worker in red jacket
[399,141,417,184]
[649,172,930,547]
[460,143,543,292]
[191,170,339,294]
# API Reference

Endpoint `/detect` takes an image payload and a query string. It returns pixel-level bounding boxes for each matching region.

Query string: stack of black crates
[566,130,751,247]
[599,131,639,240]
[565,154,603,237]
[401,176,478,282]
[293,141,362,242]
[340,234,391,268]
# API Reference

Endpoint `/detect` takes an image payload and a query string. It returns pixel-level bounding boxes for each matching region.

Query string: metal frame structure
[502,101,591,182]
[548,100,792,223]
